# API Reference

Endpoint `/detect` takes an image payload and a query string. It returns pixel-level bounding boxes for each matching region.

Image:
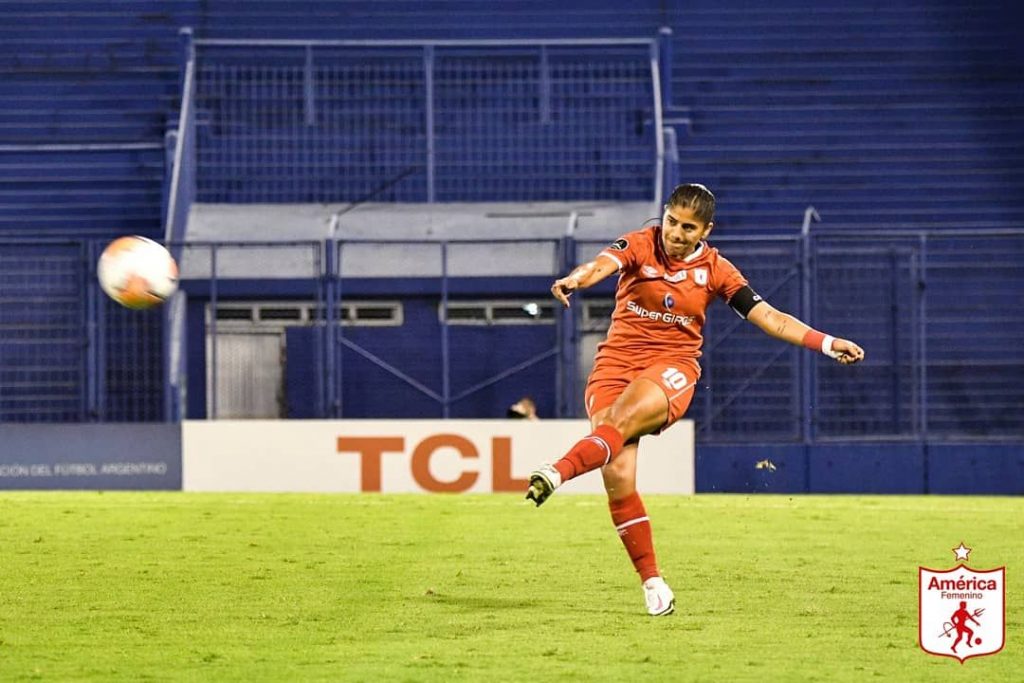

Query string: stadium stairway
[663,2,1024,233]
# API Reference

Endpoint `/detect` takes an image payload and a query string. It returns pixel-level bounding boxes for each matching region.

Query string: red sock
[553,424,625,482]
[609,491,659,582]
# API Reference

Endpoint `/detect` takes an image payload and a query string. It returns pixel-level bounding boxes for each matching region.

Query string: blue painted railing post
[324,240,338,417]
[179,27,194,88]
[919,233,929,443]
[165,26,196,259]
[800,207,820,444]
[440,241,450,417]
[424,46,436,203]
[162,288,172,422]
[161,131,176,234]
[164,291,186,422]
[84,240,100,421]
[559,216,580,417]
[209,244,218,419]
[889,248,902,433]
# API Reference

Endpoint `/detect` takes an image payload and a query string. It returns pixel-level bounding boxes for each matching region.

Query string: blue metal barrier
[163,27,197,261]
[184,35,663,204]
[324,237,568,419]
[1,228,1020,442]
[573,227,1024,442]
[0,238,164,422]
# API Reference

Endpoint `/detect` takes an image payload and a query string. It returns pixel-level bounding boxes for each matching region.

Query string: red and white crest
[919,547,1005,663]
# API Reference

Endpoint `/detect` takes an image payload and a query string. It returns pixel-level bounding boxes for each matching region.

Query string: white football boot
[524,464,562,506]
[643,576,675,616]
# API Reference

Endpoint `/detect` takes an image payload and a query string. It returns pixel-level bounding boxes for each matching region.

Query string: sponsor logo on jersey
[642,265,660,278]
[664,271,686,283]
[609,238,628,251]
[627,300,695,327]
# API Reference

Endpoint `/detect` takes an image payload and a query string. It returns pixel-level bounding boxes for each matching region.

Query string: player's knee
[602,459,634,497]
[603,454,628,478]
[596,402,636,436]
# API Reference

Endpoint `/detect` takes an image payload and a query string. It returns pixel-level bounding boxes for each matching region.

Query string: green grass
[0,493,1020,681]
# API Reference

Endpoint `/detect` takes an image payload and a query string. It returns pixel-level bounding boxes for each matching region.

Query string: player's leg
[587,361,697,475]
[600,438,675,616]
[527,361,697,505]
[602,438,651,578]
[603,362,696,614]
[525,377,667,505]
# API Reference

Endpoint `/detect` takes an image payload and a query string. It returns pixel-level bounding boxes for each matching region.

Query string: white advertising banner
[183,420,694,494]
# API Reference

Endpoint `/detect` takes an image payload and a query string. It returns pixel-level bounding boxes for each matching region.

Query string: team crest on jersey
[919,543,1005,663]
[609,238,628,251]
[663,293,674,309]
[693,268,709,286]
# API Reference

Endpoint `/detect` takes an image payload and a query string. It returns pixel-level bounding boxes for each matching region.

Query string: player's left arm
[731,288,865,365]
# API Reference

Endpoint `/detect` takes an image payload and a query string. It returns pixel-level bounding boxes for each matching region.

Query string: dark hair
[666,183,716,224]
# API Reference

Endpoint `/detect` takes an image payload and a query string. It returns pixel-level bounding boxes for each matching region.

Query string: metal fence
[576,228,1024,442]
[187,34,665,204]
[1,230,1020,442]
[0,240,165,422]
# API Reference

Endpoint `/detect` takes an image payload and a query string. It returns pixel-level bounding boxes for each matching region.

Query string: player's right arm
[550,255,619,308]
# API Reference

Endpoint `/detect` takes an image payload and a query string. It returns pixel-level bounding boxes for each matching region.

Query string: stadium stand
[0,1,1021,447]
[666,2,1024,232]
[0,2,190,238]
[3,2,1021,236]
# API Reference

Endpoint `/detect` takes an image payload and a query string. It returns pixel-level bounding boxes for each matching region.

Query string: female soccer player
[525,183,865,616]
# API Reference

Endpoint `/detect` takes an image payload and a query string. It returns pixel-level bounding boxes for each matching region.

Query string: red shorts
[584,357,700,431]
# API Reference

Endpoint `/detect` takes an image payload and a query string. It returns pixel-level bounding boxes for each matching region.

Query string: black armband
[728,285,765,319]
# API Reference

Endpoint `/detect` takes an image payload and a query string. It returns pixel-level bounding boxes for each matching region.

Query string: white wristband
[821,335,841,359]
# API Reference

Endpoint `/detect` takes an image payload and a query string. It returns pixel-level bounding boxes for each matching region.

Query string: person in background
[507,396,539,421]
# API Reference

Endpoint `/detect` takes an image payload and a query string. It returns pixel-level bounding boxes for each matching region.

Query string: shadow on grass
[424,592,637,618]
[425,593,542,611]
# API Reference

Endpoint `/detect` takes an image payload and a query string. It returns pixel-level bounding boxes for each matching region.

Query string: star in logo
[952,542,972,562]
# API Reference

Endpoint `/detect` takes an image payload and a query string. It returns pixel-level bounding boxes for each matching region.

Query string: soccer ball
[97,236,179,309]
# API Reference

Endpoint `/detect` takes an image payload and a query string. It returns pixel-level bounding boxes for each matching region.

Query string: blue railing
[166,31,670,205]
[3,227,1019,444]
[163,27,196,258]
[0,238,165,422]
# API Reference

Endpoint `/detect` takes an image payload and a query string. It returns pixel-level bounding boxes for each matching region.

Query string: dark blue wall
[698,443,1023,495]
[187,277,559,420]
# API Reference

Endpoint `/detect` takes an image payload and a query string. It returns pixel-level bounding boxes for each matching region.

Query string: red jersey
[594,225,748,369]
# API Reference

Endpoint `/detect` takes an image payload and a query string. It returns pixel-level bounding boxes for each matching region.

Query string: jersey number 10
[660,368,689,391]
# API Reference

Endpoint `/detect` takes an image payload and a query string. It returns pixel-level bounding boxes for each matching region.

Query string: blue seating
[665,3,1023,232]
[0,0,1021,430]
[0,148,164,236]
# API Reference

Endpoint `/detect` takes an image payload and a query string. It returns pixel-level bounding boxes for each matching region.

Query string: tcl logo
[337,434,528,493]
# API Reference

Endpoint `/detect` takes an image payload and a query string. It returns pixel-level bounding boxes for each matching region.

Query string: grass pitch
[0,493,1020,682]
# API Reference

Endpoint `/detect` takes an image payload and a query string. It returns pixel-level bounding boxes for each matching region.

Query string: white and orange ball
[97,236,179,309]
